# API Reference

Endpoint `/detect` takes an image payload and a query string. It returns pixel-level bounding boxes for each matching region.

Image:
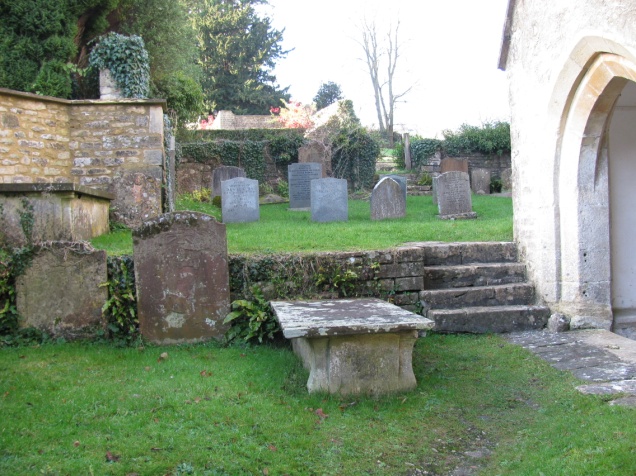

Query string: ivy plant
[88,32,150,99]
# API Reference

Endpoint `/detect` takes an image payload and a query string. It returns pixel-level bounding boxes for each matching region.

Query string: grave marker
[385,174,407,202]
[371,177,406,220]
[440,157,469,174]
[436,171,477,219]
[471,168,491,194]
[211,165,246,198]
[221,177,260,223]
[311,178,348,222]
[133,212,230,344]
[298,141,331,177]
[288,162,323,210]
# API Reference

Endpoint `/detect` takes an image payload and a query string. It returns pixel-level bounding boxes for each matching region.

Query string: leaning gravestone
[221,177,259,223]
[436,171,477,219]
[211,166,246,199]
[133,212,230,344]
[471,168,491,194]
[385,174,407,202]
[440,157,469,174]
[16,242,107,340]
[371,177,406,220]
[311,178,348,222]
[288,162,323,210]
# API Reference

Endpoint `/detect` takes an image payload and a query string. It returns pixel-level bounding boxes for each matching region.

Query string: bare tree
[359,19,412,147]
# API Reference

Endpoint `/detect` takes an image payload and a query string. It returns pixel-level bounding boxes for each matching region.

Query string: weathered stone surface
[440,158,468,174]
[436,171,476,219]
[211,165,245,199]
[221,177,259,223]
[271,298,434,394]
[109,169,162,225]
[501,168,512,191]
[547,312,570,332]
[310,178,348,222]
[429,305,550,333]
[385,174,408,201]
[424,263,526,289]
[370,177,406,220]
[288,162,322,209]
[577,379,636,395]
[99,69,122,99]
[133,212,230,344]
[16,242,107,339]
[420,283,535,309]
[0,183,112,247]
[298,141,331,177]
[470,168,491,194]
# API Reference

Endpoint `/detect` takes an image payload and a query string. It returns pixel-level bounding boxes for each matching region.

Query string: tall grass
[92,195,512,255]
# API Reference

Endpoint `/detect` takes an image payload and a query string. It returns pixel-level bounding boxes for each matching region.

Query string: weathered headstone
[371,177,406,220]
[440,157,469,174]
[133,212,230,344]
[471,168,491,194]
[501,168,512,191]
[211,165,246,199]
[432,174,439,206]
[436,171,477,219]
[385,174,408,202]
[298,141,331,177]
[221,177,259,223]
[288,162,322,210]
[311,178,348,222]
[16,242,107,340]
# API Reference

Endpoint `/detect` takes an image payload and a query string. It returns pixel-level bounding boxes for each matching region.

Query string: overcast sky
[259,0,510,138]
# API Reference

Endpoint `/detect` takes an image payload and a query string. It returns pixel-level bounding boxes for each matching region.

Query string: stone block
[16,243,107,339]
[133,212,230,344]
[370,176,406,220]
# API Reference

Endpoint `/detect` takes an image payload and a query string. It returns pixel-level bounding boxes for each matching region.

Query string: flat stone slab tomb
[270,298,435,395]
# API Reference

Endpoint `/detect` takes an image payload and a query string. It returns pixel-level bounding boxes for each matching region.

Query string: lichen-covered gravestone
[211,165,246,199]
[221,177,259,223]
[310,178,348,222]
[288,162,322,210]
[370,177,406,220]
[133,212,230,344]
[436,171,477,219]
[16,242,107,340]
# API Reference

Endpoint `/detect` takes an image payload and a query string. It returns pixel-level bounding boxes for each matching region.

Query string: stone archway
[556,52,636,330]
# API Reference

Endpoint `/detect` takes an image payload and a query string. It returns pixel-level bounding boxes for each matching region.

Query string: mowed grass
[1,334,634,475]
[92,194,512,255]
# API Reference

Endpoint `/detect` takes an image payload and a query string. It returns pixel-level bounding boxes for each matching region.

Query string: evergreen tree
[313,81,343,110]
[190,0,290,114]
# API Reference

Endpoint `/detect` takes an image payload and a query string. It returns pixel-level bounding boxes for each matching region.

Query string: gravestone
[311,178,348,222]
[432,175,439,206]
[371,177,406,220]
[16,242,107,340]
[221,177,259,223]
[440,157,469,174]
[436,171,477,219]
[385,174,408,202]
[501,168,512,191]
[288,162,323,210]
[211,166,246,199]
[133,212,230,344]
[471,168,491,194]
[298,141,331,177]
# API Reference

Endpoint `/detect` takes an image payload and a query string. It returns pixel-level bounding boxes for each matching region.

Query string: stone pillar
[99,69,123,100]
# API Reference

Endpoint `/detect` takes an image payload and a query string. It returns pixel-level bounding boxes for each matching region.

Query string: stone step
[424,262,527,289]
[401,241,518,265]
[419,283,535,309]
[428,305,551,333]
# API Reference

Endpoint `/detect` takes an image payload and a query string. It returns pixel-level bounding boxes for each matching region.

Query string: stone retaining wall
[0,88,167,227]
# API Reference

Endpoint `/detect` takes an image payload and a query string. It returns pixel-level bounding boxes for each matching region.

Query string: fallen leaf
[315,408,328,419]
[160,352,168,360]
[268,444,277,452]
[200,370,212,377]
[194,397,201,403]
[105,451,120,462]
[240,353,246,358]
[151,447,162,452]
[262,468,269,475]
[73,441,80,447]
[144,366,151,372]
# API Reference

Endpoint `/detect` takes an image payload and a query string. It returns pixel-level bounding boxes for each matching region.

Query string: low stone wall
[0,88,167,227]
[211,110,282,130]
[418,152,511,182]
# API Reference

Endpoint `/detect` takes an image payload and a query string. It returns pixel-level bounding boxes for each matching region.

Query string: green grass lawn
[92,195,513,255]
[1,334,634,475]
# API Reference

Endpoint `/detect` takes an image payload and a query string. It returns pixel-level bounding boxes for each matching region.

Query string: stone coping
[270,298,435,339]
[0,87,166,109]
[0,183,115,200]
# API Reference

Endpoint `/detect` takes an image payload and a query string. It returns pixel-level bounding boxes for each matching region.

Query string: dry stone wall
[0,88,166,227]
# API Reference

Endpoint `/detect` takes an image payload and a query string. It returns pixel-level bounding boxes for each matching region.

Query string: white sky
[259,0,511,138]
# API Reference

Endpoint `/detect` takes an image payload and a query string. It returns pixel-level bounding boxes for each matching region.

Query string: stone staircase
[417,242,551,333]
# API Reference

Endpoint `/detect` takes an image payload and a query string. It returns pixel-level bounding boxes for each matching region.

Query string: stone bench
[270,298,435,395]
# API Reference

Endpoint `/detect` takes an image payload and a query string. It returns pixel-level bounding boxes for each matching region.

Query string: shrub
[223,285,280,345]
[101,256,139,346]
[442,121,511,156]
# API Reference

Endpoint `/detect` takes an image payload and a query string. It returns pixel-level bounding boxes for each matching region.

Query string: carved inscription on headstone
[436,171,477,219]
[311,178,348,222]
[221,177,259,223]
[133,212,230,344]
[288,162,322,210]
